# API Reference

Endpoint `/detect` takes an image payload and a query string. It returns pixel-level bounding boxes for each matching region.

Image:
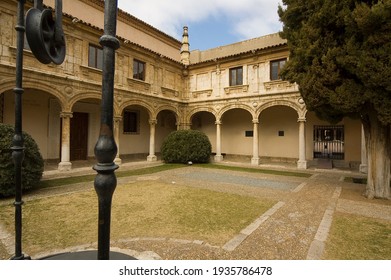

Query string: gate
[313,125,344,160]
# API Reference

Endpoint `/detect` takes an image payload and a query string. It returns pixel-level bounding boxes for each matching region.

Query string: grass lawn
[324,212,391,259]
[0,180,275,257]
[37,163,186,189]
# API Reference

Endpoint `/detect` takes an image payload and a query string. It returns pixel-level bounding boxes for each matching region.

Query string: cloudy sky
[117,0,283,50]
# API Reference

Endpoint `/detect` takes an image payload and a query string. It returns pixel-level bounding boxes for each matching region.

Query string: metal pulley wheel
[25,0,66,65]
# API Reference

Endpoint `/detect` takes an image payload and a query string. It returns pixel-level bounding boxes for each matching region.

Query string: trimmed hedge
[161,130,212,164]
[0,124,44,197]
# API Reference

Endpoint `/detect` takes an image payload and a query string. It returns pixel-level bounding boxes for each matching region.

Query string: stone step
[317,159,333,169]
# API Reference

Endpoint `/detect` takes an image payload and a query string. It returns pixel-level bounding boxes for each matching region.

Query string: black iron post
[11,0,28,261]
[10,0,65,260]
[93,0,120,260]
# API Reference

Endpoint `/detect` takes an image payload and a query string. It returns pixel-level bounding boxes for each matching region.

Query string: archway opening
[221,108,253,162]
[2,88,62,163]
[119,104,151,161]
[190,111,216,153]
[259,105,299,163]
[155,110,177,156]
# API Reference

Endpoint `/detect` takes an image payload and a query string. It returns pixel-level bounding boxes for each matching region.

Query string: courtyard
[0,161,390,260]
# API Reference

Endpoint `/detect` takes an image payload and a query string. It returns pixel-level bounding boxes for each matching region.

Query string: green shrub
[0,124,44,197]
[161,130,212,164]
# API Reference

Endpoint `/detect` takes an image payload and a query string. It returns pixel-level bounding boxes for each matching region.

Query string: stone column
[114,116,122,165]
[147,119,157,161]
[214,119,223,162]
[251,119,260,165]
[297,118,308,169]
[58,112,72,171]
[359,125,368,173]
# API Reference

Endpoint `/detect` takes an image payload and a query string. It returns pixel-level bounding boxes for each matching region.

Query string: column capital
[114,116,122,122]
[252,119,259,124]
[60,111,73,118]
[215,120,222,125]
[297,117,306,123]
[149,119,157,125]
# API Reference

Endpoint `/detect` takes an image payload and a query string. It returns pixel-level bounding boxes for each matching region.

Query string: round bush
[161,130,212,164]
[0,124,44,197]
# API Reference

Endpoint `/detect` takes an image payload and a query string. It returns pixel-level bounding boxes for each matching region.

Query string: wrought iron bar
[93,0,120,260]
[11,0,29,260]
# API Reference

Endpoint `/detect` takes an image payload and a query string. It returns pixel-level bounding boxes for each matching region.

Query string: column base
[297,160,308,169]
[58,161,72,171]
[251,157,260,165]
[147,155,157,162]
[359,164,368,174]
[214,155,223,162]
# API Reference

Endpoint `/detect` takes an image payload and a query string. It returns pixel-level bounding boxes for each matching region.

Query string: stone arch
[118,99,154,120]
[0,78,67,111]
[68,91,102,112]
[155,104,181,124]
[217,103,255,121]
[256,99,302,119]
[187,107,218,124]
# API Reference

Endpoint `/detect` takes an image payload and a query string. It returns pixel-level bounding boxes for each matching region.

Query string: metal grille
[313,125,345,160]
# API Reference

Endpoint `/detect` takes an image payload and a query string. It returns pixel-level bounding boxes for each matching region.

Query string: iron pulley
[25,0,66,64]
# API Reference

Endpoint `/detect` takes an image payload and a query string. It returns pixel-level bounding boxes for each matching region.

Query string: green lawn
[324,212,391,259]
[0,180,275,257]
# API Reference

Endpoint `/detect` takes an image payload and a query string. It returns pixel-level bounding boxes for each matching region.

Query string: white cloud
[117,0,282,40]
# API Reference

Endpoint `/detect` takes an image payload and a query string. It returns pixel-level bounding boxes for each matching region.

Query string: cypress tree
[279,0,391,199]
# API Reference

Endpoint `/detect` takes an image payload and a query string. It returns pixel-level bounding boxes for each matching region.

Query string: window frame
[229,66,243,86]
[133,59,146,81]
[270,58,287,81]
[88,44,103,70]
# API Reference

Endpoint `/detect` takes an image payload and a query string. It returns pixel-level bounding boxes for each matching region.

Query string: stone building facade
[0,0,365,171]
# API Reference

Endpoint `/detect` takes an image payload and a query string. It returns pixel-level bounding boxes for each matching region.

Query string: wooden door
[70,112,89,161]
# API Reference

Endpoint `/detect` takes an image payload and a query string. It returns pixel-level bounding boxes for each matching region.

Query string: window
[123,110,140,134]
[270,58,287,80]
[229,66,243,86]
[133,59,146,81]
[88,44,103,70]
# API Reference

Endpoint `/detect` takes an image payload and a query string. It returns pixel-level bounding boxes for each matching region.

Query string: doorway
[70,112,89,161]
[313,125,344,160]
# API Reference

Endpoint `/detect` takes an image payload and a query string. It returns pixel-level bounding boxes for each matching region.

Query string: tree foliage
[279,0,391,124]
[161,130,212,164]
[279,0,391,199]
[0,124,44,197]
